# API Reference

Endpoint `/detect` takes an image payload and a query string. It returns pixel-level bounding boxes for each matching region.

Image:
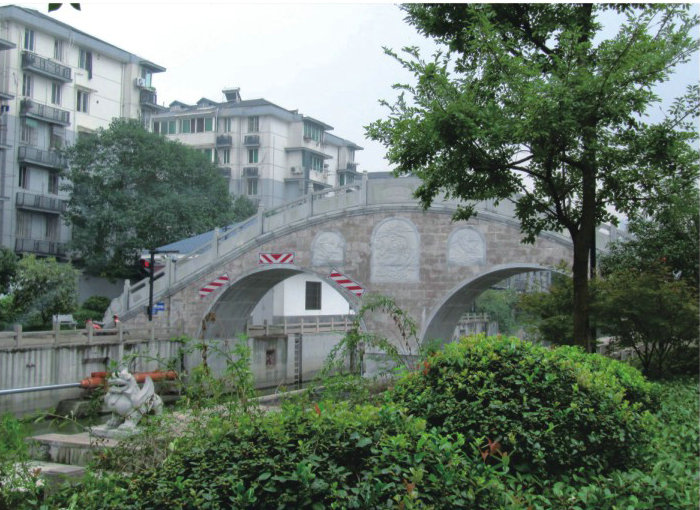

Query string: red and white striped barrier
[329,269,365,297]
[199,273,230,298]
[259,252,294,264]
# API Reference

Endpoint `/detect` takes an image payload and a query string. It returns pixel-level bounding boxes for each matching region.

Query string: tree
[62,118,250,279]
[601,185,699,288]
[594,264,698,378]
[367,4,699,350]
[473,288,520,335]
[11,255,79,325]
[0,247,18,295]
[518,274,577,346]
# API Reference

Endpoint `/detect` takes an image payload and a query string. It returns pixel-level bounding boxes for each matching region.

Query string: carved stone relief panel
[311,231,346,266]
[371,217,420,282]
[447,227,486,266]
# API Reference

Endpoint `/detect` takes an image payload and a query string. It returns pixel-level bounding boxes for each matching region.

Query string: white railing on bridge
[109,176,623,321]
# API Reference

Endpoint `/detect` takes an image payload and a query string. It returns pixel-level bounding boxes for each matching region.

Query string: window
[154,120,176,134]
[76,90,89,112]
[305,281,322,310]
[265,349,276,368]
[78,49,92,78]
[202,148,213,162]
[303,122,322,142]
[16,211,31,238]
[181,117,213,133]
[247,178,258,196]
[24,29,34,51]
[20,119,36,145]
[21,74,32,97]
[50,125,65,150]
[221,149,230,164]
[248,148,258,164]
[140,68,152,88]
[45,216,59,241]
[223,118,232,132]
[310,155,323,172]
[18,166,29,189]
[53,39,64,61]
[48,172,59,194]
[248,116,259,132]
[51,82,61,105]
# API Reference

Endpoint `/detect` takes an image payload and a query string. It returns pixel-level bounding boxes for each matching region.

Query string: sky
[13,2,700,172]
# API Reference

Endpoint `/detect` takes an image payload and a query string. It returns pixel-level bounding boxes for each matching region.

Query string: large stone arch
[199,264,363,340]
[420,263,563,343]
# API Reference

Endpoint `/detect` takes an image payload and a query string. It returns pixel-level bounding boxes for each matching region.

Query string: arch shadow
[421,263,564,343]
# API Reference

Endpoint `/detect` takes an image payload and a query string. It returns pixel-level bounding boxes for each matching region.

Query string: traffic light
[139,258,153,278]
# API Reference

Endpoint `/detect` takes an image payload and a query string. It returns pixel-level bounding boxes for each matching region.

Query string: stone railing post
[361,171,369,206]
[211,227,220,259]
[53,319,59,344]
[257,205,265,235]
[14,324,21,347]
[122,279,131,314]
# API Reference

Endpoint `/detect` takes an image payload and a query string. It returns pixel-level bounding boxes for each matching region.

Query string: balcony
[216,134,232,147]
[0,125,8,149]
[20,99,70,126]
[243,166,258,177]
[18,146,67,169]
[218,167,230,178]
[16,191,67,214]
[243,135,260,146]
[15,237,66,258]
[140,89,158,106]
[22,51,71,82]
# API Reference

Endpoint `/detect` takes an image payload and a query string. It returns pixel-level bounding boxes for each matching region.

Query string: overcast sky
[16,2,700,172]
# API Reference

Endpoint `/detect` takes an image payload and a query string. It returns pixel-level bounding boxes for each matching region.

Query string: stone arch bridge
[109,176,621,348]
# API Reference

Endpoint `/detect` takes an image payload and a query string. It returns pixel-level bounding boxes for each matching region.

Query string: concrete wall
[183,332,345,390]
[0,337,180,416]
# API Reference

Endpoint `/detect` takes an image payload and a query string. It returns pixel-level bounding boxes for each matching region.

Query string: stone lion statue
[92,369,163,438]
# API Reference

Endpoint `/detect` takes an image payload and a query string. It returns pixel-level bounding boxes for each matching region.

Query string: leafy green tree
[473,288,520,335]
[367,4,699,350]
[602,185,699,288]
[518,272,575,345]
[12,255,79,325]
[594,264,698,378]
[0,247,17,295]
[62,118,248,279]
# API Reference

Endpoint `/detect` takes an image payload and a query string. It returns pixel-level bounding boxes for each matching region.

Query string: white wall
[276,274,350,317]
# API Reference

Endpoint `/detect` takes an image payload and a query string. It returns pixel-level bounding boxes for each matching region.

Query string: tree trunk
[572,232,592,351]
[572,158,597,352]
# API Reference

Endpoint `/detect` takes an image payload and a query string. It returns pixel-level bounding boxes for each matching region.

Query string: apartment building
[0,5,165,257]
[150,88,363,209]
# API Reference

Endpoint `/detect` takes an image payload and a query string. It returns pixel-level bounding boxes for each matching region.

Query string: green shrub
[556,345,662,412]
[48,404,509,509]
[387,334,655,477]
[80,296,111,313]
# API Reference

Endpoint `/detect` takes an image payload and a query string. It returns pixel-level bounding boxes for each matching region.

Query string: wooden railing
[246,316,354,337]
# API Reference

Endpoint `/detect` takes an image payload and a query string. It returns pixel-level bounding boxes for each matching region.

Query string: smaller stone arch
[370,217,420,283]
[421,263,562,343]
[311,231,346,267]
[447,226,487,267]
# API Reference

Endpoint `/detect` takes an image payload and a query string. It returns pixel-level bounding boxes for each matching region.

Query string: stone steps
[26,432,118,467]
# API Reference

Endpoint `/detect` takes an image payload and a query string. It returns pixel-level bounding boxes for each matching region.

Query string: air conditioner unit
[291,166,302,175]
[134,77,147,87]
